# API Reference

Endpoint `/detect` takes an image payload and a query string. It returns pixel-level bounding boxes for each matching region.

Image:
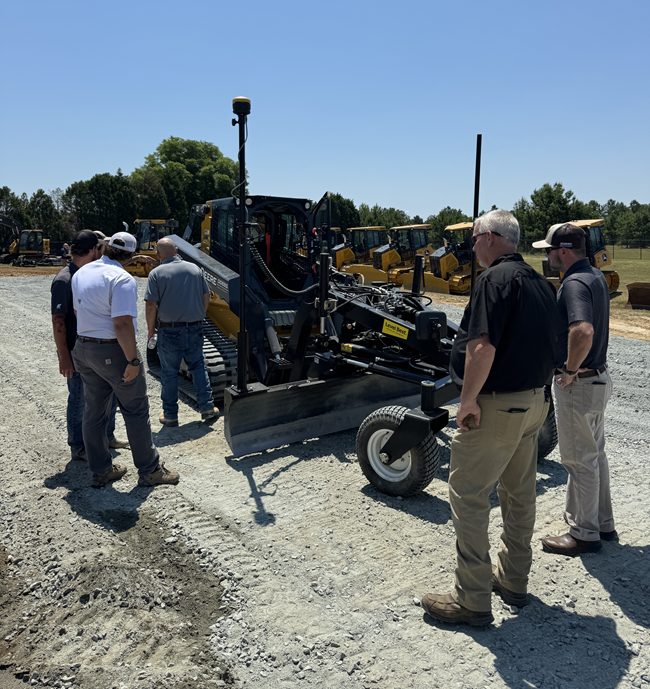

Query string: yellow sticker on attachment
[381,319,408,340]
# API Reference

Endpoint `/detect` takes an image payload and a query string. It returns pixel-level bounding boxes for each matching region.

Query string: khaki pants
[553,370,614,541]
[449,388,548,612]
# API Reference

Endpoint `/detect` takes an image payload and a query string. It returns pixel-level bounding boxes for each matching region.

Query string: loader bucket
[626,282,650,310]
[223,374,422,457]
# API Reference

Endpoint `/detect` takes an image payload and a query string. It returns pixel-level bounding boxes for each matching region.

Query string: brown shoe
[108,436,130,449]
[421,592,493,627]
[541,533,601,556]
[491,567,529,607]
[92,462,128,488]
[159,413,179,427]
[138,463,180,487]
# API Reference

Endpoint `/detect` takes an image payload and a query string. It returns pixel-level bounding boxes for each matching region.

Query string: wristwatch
[128,357,142,366]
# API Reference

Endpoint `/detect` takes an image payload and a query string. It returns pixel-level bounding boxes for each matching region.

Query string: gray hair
[475,209,520,246]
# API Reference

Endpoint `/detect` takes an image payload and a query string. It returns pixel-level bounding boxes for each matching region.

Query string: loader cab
[18,229,47,256]
[348,227,388,262]
[442,222,474,266]
[132,219,179,251]
[204,195,317,294]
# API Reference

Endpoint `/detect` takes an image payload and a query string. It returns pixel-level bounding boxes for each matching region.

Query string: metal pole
[232,96,251,393]
[469,134,482,301]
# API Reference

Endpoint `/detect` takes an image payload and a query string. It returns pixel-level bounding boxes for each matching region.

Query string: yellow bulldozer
[330,226,387,270]
[541,218,620,294]
[123,218,179,277]
[400,221,478,294]
[341,224,435,284]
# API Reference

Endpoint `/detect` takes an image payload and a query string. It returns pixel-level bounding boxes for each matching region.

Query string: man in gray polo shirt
[533,223,615,556]
[144,237,217,426]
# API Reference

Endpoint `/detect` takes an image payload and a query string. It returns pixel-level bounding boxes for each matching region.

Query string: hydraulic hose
[249,242,319,297]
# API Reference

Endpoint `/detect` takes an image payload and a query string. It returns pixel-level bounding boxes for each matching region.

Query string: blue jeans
[157,324,214,418]
[67,372,117,450]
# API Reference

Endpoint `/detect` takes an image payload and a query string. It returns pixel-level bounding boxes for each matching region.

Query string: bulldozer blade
[224,374,421,457]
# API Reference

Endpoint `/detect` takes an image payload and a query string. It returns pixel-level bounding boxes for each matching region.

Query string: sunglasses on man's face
[471,230,502,247]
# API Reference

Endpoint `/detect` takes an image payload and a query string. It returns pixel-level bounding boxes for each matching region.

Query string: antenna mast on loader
[232,96,251,393]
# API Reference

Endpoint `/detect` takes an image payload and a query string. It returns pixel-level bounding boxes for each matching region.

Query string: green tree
[0,186,31,229]
[28,189,65,240]
[135,137,238,227]
[62,172,137,234]
[357,203,410,228]
[130,167,170,219]
[329,193,360,230]
[426,206,471,243]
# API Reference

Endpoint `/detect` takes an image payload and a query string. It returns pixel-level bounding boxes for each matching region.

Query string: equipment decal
[382,319,409,340]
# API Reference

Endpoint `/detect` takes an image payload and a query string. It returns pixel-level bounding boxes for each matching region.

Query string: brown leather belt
[77,336,118,344]
[158,320,202,328]
[577,365,607,378]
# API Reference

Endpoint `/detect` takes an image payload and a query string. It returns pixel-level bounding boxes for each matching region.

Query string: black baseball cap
[70,230,99,253]
[532,223,586,250]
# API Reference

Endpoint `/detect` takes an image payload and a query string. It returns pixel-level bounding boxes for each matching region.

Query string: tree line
[1,137,648,249]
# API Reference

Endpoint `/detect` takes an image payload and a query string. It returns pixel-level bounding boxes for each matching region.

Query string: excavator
[541,218,620,294]
[5,228,60,266]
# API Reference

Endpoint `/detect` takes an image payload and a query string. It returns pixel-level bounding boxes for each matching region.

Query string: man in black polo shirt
[534,223,615,556]
[421,209,560,627]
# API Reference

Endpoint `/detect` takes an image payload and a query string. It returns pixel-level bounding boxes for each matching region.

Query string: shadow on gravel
[152,421,216,448]
[361,485,451,525]
[424,597,630,688]
[43,459,154,533]
[582,542,650,628]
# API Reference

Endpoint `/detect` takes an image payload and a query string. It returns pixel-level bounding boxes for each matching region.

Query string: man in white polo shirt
[71,231,180,488]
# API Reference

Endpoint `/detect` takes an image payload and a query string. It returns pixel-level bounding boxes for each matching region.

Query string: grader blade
[223,374,421,457]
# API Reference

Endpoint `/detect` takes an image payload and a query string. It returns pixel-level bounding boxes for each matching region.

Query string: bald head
[156,237,177,259]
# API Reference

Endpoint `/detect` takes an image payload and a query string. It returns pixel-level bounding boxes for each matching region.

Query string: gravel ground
[0,275,648,689]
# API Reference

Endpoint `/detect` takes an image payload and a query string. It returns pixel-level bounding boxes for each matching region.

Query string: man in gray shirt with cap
[533,223,615,556]
[144,237,217,426]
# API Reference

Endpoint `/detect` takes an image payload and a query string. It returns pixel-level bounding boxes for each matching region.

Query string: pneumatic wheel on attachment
[356,405,440,497]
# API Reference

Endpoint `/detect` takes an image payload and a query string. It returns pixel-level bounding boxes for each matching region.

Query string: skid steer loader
[147,97,557,496]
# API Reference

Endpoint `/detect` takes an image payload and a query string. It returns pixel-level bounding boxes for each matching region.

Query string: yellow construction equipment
[342,224,435,284]
[400,221,478,294]
[124,218,179,277]
[332,226,387,270]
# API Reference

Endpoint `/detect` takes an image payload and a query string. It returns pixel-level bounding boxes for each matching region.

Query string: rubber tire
[356,405,440,497]
[537,398,558,461]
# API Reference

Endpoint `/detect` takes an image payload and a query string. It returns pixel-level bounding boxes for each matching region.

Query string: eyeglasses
[471,230,502,247]
[545,247,560,254]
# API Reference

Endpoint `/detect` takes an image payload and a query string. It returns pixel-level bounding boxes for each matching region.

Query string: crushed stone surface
[0,275,648,689]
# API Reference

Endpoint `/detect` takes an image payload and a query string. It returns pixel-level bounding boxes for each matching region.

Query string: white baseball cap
[107,231,137,253]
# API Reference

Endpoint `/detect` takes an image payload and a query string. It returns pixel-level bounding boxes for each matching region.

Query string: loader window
[216,210,235,251]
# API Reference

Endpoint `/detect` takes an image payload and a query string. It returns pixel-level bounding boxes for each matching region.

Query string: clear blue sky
[2,0,649,219]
